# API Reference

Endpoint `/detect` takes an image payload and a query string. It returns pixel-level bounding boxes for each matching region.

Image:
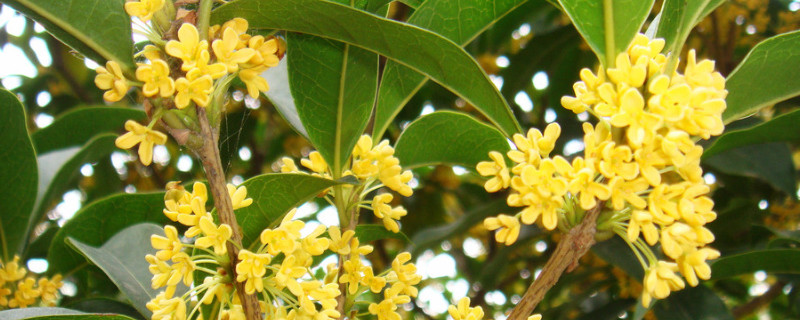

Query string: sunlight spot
[490,75,504,90]
[295,202,319,220]
[36,91,51,107]
[452,166,468,176]
[84,58,100,70]
[30,37,52,67]
[563,139,585,156]
[231,175,244,186]
[80,163,94,177]
[6,13,25,36]
[60,281,77,297]
[33,22,45,33]
[418,285,448,316]
[463,237,486,258]
[485,290,507,306]
[514,91,533,112]
[447,279,469,300]
[758,199,768,210]
[27,258,48,274]
[703,173,716,185]
[35,113,54,128]
[535,240,548,253]
[496,56,510,68]
[2,76,22,90]
[153,145,170,166]
[1,43,37,78]
[532,71,549,90]
[791,1,800,11]
[754,270,767,282]
[177,155,193,172]
[239,146,252,161]
[544,108,557,123]
[420,102,435,116]
[245,95,261,109]
[317,206,339,226]
[518,23,531,37]
[577,111,589,121]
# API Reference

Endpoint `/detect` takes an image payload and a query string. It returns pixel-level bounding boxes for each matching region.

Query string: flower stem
[194,106,261,320]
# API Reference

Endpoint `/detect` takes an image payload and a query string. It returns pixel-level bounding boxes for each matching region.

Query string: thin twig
[732,280,786,319]
[195,107,262,320]
[506,203,605,320]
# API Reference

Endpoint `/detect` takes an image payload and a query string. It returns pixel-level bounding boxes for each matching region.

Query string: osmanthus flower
[0,255,63,308]
[174,69,214,109]
[372,193,408,233]
[136,59,175,98]
[212,27,256,73]
[166,23,208,72]
[446,297,545,320]
[124,0,165,22]
[151,225,183,261]
[114,120,168,166]
[195,216,233,255]
[94,61,130,102]
[227,184,253,210]
[478,33,726,307]
[236,249,271,294]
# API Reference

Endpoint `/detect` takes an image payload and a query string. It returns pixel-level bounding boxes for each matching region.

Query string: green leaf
[212,0,522,137]
[47,192,170,276]
[1,0,135,71]
[558,0,655,66]
[25,316,136,320]
[262,59,308,138]
[704,143,797,195]
[0,308,84,320]
[26,134,121,255]
[32,107,145,154]
[724,31,800,123]
[396,0,422,9]
[372,0,529,138]
[704,109,800,158]
[236,173,341,248]
[711,249,800,279]
[652,285,733,320]
[69,223,182,319]
[66,298,144,320]
[355,224,409,243]
[655,0,725,57]
[0,89,38,260]
[287,32,378,175]
[592,237,644,279]
[394,111,510,169]
[412,198,508,254]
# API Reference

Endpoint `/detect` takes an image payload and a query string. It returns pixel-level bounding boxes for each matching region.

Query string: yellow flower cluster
[281,135,414,233]
[447,297,542,320]
[0,256,63,309]
[477,34,726,306]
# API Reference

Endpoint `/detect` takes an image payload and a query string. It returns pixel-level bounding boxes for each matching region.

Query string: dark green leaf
[711,249,800,279]
[26,134,120,255]
[395,111,510,169]
[237,173,341,248]
[396,0,422,9]
[704,109,800,158]
[412,198,508,254]
[704,143,796,195]
[47,192,170,276]
[0,308,84,320]
[653,285,732,320]
[32,107,144,154]
[593,236,644,279]
[66,298,144,320]
[287,32,377,174]
[69,223,181,318]
[724,31,800,123]
[26,316,136,320]
[655,0,725,57]
[1,0,135,71]
[355,224,409,243]
[373,0,528,138]
[212,0,522,137]
[0,88,38,259]
[558,0,655,65]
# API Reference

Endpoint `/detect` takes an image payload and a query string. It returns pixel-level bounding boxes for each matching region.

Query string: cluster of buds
[478,34,727,306]
[0,256,63,309]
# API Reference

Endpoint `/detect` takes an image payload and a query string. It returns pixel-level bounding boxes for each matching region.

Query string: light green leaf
[65,298,143,320]
[711,249,800,279]
[704,109,800,158]
[652,285,732,320]
[25,316,136,320]
[262,59,308,138]
[355,224,409,244]
[0,89,38,260]
[237,173,342,248]
[373,0,529,138]
[26,134,120,255]
[704,143,796,195]
[48,192,170,276]
[212,0,521,137]
[68,223,182,319]
[32,107,144,154]
[558,0,655,66]
[655,0,725,57]
[287,32,378,175]
[394,111,510,169]
[0,308,84,320]
[724,31,800,123]
[1,0,135,71]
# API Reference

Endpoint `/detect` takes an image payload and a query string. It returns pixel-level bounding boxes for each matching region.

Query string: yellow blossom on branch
[114,120,168,166]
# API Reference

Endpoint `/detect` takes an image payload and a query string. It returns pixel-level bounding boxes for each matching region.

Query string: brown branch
[506,203,605,320]
[195,107,262,320]
[732,280,786,319]
[336,205,359,319]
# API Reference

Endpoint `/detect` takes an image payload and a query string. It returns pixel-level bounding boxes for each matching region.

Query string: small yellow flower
[476,151,510,192]
[227,184,253,210]
[236,249,271,294]
[136,59,175,98]
[194,49,228,80]
[275,255,306,296]
[678,247,720,287]
[279,157,300,173]
[246,36,281,69]
[8,277,40,308]
[95,61,129,102]
[301,225,330,256]
[195,216,233,255]
[149,293,187,320]
[151,225,183,261]
[166,23,208,71]
[37,275,63,305]
[642,261,685,306]
[115,120,168,166]
[174,69,214,109]
[628,209,659,245]
[484,214,521,245]
[238,67,270,99]
[170,252,195,287]
[0,256,27,282]
[301,151,328,174]
[372,193,407,233]
[448,297,484,320]
[212,28,256,73]
[328,226,355,255]
[124,0,165,22]
[361,266,387,293]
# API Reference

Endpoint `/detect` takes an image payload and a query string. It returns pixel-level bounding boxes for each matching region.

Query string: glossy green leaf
[262,59,308,138]
[655,0,725,57]
[237,173,341,248]
[711,249,800,279]
[653,285,733,320]
[66,298,143,320]
[26,134,120,255]
[373,0,528,138]
[1,0,135,71]
[704,143,796,195]
[32,107,144,154]
[0,308,84,320]
[68,223,179,319]
[355,224,409,244]
[48,192,170,276]
[0,89,38,259]
[724,31,800,123]
[704,109,800,158]
[395,111,510,169]
[212,0,521,137]
[558,0,654,66]
[287,32,378,174]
